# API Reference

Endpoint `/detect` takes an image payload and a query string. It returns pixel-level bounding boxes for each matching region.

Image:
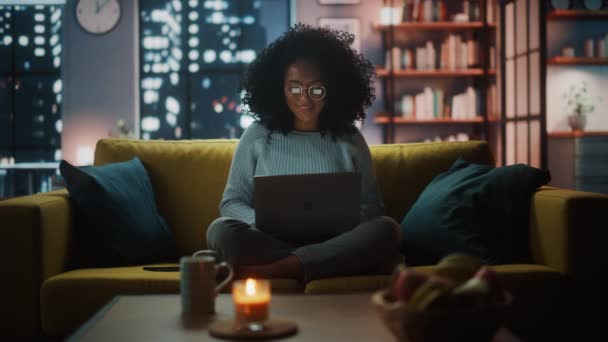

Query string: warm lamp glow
[76,146,94,166]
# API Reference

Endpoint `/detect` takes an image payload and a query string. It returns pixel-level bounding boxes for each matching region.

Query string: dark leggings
[206,216,401,282]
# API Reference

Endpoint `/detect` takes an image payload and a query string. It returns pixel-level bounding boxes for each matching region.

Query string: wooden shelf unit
[373,1,498,144]
[373,21,496,31]
[375,68,495,77]
[547,57,608,65]
[374,116,484,124]
[547,10,608,20]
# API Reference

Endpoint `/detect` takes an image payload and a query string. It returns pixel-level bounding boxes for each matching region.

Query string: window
[139,0,290,140]
[0,2,63,162]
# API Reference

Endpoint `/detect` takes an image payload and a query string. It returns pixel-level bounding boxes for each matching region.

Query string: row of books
[386,36,495,70]
[423,133,470,143]
[380,0,496,24]
[395,86,485,119]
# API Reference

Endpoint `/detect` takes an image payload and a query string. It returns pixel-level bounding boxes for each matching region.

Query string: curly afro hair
[240,23,375,138]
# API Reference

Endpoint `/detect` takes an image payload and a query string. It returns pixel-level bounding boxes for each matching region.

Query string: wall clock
[76,0,121,35]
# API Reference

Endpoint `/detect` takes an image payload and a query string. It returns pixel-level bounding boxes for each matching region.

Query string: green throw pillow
[60,157,177,267]
[400,157,550,266]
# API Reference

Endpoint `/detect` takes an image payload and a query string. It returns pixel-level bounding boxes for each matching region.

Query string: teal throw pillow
[400,158,550,265]
[60,157,177,267]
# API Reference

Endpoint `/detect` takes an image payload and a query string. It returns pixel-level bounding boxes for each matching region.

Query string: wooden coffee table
[68,293,521,341]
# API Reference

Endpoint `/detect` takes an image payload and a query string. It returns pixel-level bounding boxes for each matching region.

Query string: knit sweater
[219,121,385,226]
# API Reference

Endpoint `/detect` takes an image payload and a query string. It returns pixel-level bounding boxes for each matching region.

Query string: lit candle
[232,278,271,325]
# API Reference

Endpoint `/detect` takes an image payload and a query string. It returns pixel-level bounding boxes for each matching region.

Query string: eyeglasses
[285,85,326,100]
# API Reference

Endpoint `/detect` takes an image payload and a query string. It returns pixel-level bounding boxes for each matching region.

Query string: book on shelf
[450,86,480,119]
[400,0,448,23]
[382,0,492,25]
[490,46,496,69]
[387,36,479,71]
[441,34,479,69]
[486,0,496,23]
[453,0,480,22]
[396,87,448,119]
[486,84,498,119]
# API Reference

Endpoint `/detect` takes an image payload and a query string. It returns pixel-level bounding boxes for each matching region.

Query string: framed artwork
[318,0,360,4]
[317,17,361,52]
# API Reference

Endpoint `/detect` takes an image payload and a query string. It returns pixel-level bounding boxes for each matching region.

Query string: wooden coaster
[208,319,298,340]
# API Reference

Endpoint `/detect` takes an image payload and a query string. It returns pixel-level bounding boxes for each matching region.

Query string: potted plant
[563,81,598,132]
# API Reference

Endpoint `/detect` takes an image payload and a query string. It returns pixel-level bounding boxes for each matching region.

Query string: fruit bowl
[372,288,512,342]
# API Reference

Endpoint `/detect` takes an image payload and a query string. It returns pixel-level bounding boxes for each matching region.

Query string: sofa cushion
[400,158,550,265]
[370,141,493,223]
[94,139,239,255]
[40,264,303,336]
[60,157,177,267]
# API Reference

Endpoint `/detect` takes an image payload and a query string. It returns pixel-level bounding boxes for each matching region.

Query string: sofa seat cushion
[40,264,302,337]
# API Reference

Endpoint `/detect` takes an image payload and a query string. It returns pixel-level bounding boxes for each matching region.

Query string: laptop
[254,172,361,242]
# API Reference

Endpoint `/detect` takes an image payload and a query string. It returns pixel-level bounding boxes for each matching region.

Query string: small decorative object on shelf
[551,0,572,10]
[561,45,576,57]
[563,81,601,131]
[583,0,605,10]
[108,118,135,139]
[584,38,595,57]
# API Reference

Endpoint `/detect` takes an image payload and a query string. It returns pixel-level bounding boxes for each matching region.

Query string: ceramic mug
[180,253,233,315]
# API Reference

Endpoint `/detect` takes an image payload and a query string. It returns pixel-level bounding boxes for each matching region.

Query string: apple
[392,269,429,302]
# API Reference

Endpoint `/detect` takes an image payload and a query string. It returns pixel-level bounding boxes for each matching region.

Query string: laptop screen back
[254,172,361,242]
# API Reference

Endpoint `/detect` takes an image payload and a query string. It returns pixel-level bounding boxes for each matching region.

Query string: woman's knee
[206,217,239,250]
[373,216,400,240]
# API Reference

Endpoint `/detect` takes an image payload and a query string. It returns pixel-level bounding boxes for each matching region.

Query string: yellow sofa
[1,138,607,340]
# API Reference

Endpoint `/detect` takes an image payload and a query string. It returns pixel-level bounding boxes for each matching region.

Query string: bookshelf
[547,9,608,20]
[374,116,484,124]
[372,21,496,30]
[374,0,498,143]
[547,57,608,65]
[375,68,493,77]
[545,5,608,177]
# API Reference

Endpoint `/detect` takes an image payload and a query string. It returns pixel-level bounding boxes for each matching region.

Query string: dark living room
[1,1,607,341]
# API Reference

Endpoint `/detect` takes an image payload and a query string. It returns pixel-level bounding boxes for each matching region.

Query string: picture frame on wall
[318,0,360,4]
[317,17,361,52]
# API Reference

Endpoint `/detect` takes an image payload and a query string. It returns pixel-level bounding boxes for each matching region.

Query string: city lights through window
[0,2,63,163]
[140,0,289,140]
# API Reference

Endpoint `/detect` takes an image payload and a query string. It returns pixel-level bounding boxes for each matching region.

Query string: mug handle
[214,262,234,295]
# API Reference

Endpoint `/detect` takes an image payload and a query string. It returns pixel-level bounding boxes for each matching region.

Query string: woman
[207,24,401,282]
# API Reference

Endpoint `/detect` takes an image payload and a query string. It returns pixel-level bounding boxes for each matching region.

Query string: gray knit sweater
[219,121,385,226]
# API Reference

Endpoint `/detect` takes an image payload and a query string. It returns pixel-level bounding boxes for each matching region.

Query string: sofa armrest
[529,186,608,281]
[0,190,74,339]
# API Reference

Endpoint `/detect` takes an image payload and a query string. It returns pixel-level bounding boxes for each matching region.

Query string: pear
[435,253,485,284]
[451,277,493,309]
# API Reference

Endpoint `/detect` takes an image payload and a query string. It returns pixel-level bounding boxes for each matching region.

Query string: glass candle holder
[232,278,271,329]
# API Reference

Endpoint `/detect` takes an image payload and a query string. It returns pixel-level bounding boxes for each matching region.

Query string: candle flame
[245,278,256,296]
